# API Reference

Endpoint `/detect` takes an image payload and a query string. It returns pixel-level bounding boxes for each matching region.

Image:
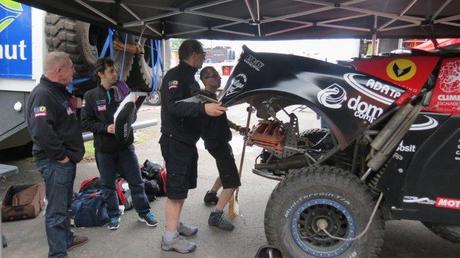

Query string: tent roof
[18,0,460,40]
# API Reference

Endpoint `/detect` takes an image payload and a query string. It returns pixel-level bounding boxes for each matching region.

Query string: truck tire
[126,39,161,92]
[45,14,134,80]
[423,223,460,243]
[300,128,334,150]
[264,166,384,258]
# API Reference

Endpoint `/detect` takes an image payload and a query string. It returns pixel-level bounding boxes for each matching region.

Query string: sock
[164,231,178,242]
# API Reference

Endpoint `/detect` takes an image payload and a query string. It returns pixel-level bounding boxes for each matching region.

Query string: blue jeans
[36,159,76,258]
[95,145,150,218]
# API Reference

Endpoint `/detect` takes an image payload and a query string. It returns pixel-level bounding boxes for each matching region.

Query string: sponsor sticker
[386,59,417,81]
[396,140,416,153]
[435,197,460,210]
[168,80,179,90]
[409,115,438,131]
[225,73,247,97]
[244,54,264,71]
[403,196,435,205]
[33,106,47,117]
[317,83,347,109]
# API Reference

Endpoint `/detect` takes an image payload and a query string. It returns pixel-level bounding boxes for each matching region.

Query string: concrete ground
[2,105,460,258]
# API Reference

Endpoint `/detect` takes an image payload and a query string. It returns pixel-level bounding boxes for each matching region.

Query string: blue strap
[119,33,128,80]
[150,39,155,92]
[99,29,114,59]
[66,77,91,93]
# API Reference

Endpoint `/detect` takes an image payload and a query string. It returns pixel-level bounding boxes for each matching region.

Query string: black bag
[141,160,166,196]
[143,179,161,202]
[70,190,109,227]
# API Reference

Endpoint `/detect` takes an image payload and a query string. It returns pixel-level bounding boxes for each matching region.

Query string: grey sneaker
[177,222,198,236]
[208,211,234,231]
[161,235,197,253]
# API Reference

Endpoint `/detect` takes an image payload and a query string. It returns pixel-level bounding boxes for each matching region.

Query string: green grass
[82,130,151,161]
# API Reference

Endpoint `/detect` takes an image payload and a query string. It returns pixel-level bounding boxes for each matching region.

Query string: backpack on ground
[140,159,167,196]
[70,190,109,227]
[79,176,101,192]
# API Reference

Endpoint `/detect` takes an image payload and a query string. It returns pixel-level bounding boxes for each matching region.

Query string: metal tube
[83,119,158,142]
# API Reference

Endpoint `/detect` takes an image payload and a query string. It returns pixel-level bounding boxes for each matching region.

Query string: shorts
[160,135,198,200]
[207,142,241,189]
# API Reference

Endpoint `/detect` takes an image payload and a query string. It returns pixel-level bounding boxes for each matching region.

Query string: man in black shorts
[199,66,248,231]
[159,39,226,253]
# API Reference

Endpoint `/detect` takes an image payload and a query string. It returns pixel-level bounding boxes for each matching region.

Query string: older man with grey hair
[26,51,88,258]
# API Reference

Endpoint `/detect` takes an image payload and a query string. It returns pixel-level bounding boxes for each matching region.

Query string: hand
[107,124,115,134]
[58,156,70,164]
[205,103,226,117]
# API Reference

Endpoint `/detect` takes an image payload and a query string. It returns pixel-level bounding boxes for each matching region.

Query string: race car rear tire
[264,165,384,258]
[423,223,460,243]
[45,14,134,80]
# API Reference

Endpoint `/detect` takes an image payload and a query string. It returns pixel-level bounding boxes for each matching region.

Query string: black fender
[219,46,406,149]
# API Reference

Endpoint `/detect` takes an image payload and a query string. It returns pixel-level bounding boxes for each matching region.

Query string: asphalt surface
[2,104,460,258]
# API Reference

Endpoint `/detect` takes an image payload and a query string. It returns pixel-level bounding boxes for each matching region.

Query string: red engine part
[247,121,285,153]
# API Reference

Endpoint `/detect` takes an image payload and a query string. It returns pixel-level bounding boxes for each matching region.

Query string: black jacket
[81,84,134,153]
[26,76,84,163]
[160,61,206,145]
[200,90,232,150]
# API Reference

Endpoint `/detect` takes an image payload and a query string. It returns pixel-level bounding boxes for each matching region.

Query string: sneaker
[177,222,198,237]
[138,211,158,227]
[68,235,88,251]
[107,216,120,230]
[203,191,219,206]
[161,234,197,253]
[208,211,234,231]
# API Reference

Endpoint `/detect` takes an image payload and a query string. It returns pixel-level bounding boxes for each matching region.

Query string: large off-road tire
[300,128,334,151]
[423,223,460,243]
[45,14,134,80]
[126,39,162,92]
[264,166,384,258]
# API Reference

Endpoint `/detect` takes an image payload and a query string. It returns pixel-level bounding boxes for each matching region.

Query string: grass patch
[83,141,95,161]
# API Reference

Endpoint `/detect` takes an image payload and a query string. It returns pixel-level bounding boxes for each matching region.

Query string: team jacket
[160,61,206,145]
[81,84,134,153]
[26,76,84,163]
[200,90,233,150]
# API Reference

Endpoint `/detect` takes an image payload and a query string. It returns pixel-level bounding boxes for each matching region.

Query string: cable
[319,193,383,241]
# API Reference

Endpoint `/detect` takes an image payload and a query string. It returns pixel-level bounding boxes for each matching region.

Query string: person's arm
[27,93,67,161]
[81,92,110,134]
[164,80,207,118]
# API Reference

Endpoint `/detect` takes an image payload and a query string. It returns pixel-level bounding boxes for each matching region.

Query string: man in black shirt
[81,58,157,230]
[159,39,226,253]
[199,66,247,231]
[26,52,88,258]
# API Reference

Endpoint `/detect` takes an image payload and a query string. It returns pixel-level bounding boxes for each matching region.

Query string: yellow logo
[386,59,416,81]
[39,106,46,112]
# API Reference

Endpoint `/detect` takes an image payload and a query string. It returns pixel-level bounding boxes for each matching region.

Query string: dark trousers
[207,142,241,189]
[36,159,76,258]
[95,145,150,218]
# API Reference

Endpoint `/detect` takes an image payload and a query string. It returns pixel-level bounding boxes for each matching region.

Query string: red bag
[116,178,133,210]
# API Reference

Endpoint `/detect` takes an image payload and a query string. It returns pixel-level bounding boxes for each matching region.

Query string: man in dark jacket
[199,66,247,231]
[81,58,157,230]
[159,39,226,254]
[26,52,88,258]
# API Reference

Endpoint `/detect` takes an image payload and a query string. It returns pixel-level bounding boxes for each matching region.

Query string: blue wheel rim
[290,198,356,257]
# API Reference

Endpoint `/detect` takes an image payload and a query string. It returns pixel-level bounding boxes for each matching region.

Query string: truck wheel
[45,14,134,80]
[300,128,334,150]
[264,166,384,258]
[126,39,161,92]
[423,223,460,243]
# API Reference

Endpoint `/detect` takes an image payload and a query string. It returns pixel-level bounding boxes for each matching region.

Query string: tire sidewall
[274,184,372,258]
